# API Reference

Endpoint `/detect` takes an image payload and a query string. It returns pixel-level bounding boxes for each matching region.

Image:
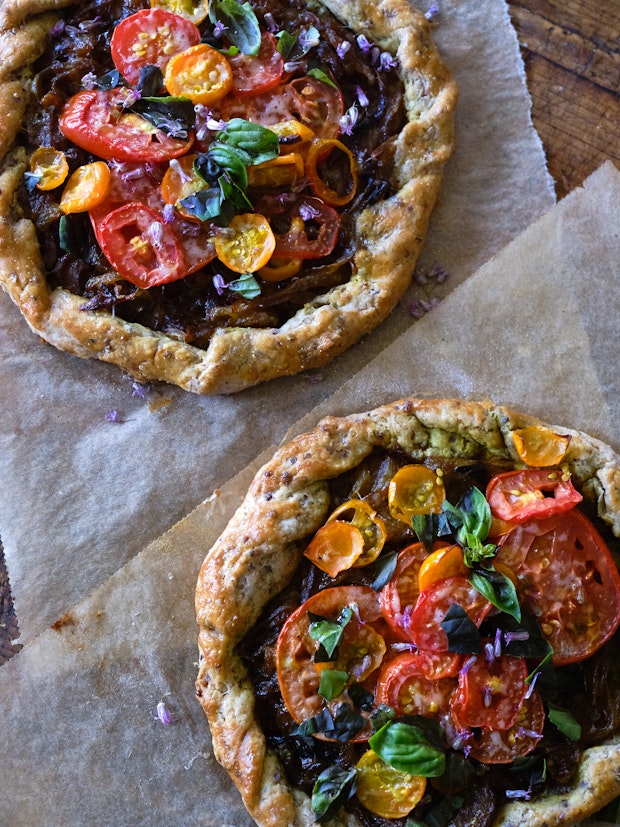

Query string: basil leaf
[96,69,122,90]
[58,214,90,258]
[371,550,398,590]
[406,793,464,827]
[218,172,253,212]
[308,606,352,660]
[307,67,339,90]
[227,273,261,299]
[303,703,365,742]
[412,512,453,554]
[480,611,551,659]
[312,765,356,821]
[23,171,42,192]
[136,65,164,96]
[208,0,261,56]
[443,486,492,549]
[369,721,446,777]
[180,188,224,222]
[130,97,195,138]
[217,118,279,165]
[348,682,374,710]
[441,603,482,654]
[369,704,395,732]
[205,144,248,190]
[470,568,521,621]
[275,30,297,58]
[318,669,348,701]
[548,704,582,741]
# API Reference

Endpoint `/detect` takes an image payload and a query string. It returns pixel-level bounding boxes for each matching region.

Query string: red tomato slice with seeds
[496,509,620,664]
[450,654,528,732]
[255,193,340,259]
[59,89,194,164]
[407,576,491,653]
[381,542,429,642]
[110,8,201,85]
[486,468,582,523]
[228,32,284,97]
[465,690,545,765]
[375,653,457,725]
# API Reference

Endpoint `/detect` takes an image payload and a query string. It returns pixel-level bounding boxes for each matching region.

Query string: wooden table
[0,0,619,664]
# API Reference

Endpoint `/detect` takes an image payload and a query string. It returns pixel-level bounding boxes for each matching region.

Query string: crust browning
[0,0,457,394]
[195,398,620,826]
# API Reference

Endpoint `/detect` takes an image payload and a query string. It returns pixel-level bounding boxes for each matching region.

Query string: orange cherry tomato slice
[214,213,276,273]
[60,161,111,213]
[150,0,209,25]
[269,119,315,155]
[304,521,365,578]
[388,465,446,524]
[29,146,69,191]
[327,499,387,567]
[355,749,426,819]
[512,425,571,467]
[417,544,467,592]
[247,153,305,189]
[257,256,302,283]
[160,154,206,220]
[164,43,233,105]
[305,138,357,206]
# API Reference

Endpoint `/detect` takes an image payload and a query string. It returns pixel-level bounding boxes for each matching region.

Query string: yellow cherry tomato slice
[355,750,426,819]
[164,43,233,105]
[161,154,206,220]
[388,465,446,524]
[269,119,315,155]
[59,161,111,214]
[327,499,387,567]
[30,146,69,191]
[257,256,303,283]
[247,153,305,189]
[305,138,357,206]
[150,0,209,25]
[304,521,365,577]
[417,544,467,592]
[512,426,571,467]
[214,213,276,273]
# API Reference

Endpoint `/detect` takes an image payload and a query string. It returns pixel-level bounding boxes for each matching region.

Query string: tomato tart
[195,398,620,826]
[0,0,456,394]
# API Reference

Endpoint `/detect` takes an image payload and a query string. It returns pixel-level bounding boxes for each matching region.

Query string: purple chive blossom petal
[524,671,540,699]
[339,103,359,136]
[356,33,373,52]
[337,40,351,59]
[131,381,151,399]
[378,51,399,71]
[504,630,530,644]
[106,409,122,423]
[155,700,177,725]
[494,627,502,658]
[355,85,369,107]
[425,1,440,20]
[81,72,98,89]
[213,19,227,37]
[299,202,320,221]
[50,19,66,36]
[263,12,277,31]
[484,641,495,664]
[162,203,176,224]
[299,27,320,50]
[484,686,493,707]
[213,274,229,295]
[505,789,532,801]
[459,655,477,677]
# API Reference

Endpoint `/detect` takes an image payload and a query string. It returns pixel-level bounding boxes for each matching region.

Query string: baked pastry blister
[196,398,620,826]
[0,0,456,394]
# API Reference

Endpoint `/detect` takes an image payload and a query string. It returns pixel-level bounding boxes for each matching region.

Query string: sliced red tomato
[110,8,201,84]
[450,654,528,732]
[486,468,582,523]
[376,653,456,725]
[408,576,491,653]
[98,203,186,288]
[59,90,194,163]
[496,509,620,664]
[465,690,545,765]
[276,585,384,726]
[381,542,430,642]
[228,32,284,97]
[255,193,340,259]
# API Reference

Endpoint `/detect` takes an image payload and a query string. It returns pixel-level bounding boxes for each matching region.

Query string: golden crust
[0,0,457,394]
[195,398,620,827]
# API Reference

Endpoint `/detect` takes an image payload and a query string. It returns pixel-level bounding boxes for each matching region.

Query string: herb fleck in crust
[195,398,620,826]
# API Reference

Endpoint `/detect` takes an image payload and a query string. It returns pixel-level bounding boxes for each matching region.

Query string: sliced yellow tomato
[59,161,111,214]
[305,138,357,206]
[247,153,305,189]
[30,146,69,191]
[355,750,426,819]
[161,154,205,219]
[418,544,467,591]
[513,425,571,467]
[164,43,233,104]
[257,256,303,283]
[388,465,446,524]
[304,521,364,577]
[269,119,315,155]
[327,499,387,567]
[150,0,209,25]
[214,213,276,273]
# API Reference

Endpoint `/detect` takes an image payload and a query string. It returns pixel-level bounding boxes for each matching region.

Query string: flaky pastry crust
[195,397,620,827]
[0,0,456,394]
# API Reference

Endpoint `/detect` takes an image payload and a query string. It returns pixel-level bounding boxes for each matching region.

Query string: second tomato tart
[195,398,620,826]
[0,0,456,394]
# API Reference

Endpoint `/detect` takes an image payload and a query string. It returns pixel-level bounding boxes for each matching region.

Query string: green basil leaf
[303,703,365,742]
[209,0,261,56]
[130,97,195,138]
[371,550,398,591]
[308,606,352,659]
[96,69,122,90]
[443,486,492,549]
[441,603,482,654]
[136,65,164,96]
[58,214,91,258]
[227,272,261,299]
[205,144,248,190]
[307,67,339,90]
[348,682,374,711]
[275,29,297,58]
[526,648,554,686]
[470,568,521,621]
[218,173,253,212]
[412,512,454,554]
[548,704,582,741]
[312,765,357,821]
[217,118,279,165]
[318,669,349,701]
[406,793,464,827]
[179,188,224,222]
[369,704,395,732]
[480,611,551,659]
[369,721,446,777]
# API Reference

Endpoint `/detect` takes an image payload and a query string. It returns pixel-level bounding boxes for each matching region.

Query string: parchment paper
[0,0,555,643]
[1,162,618,827]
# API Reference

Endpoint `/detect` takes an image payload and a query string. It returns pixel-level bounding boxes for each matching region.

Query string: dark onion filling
[238,449,620,826]
[17,0,406,349]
